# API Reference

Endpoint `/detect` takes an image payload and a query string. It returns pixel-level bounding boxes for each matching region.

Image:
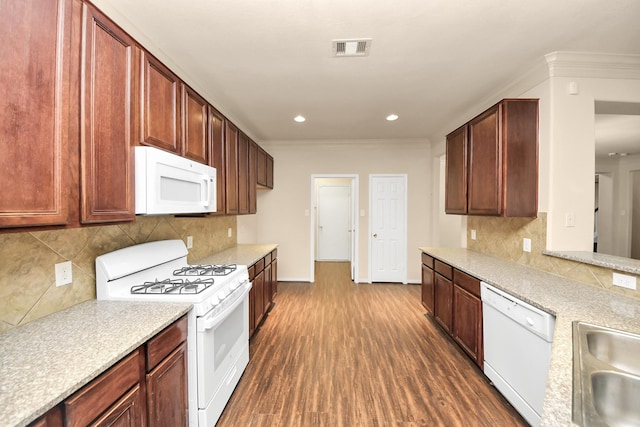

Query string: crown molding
[545,51,640,79]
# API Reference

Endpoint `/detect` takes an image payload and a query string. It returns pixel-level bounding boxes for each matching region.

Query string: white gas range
[96,240,251,427]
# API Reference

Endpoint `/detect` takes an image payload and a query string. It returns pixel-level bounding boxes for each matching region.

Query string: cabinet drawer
[255,258,265,273]
[434,260,453,280]
[248,265,256,280]
[146,315,188,371]
[453,269,481,298]
[264,252,272,265]
[64,348,143,426]
[421,253,434,268]
[271,248,278,259]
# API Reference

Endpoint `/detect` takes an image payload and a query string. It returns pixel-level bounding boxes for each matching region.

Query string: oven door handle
[198,282,252,332]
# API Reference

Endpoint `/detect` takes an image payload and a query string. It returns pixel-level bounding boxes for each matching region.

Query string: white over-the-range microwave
[135,146,217,215]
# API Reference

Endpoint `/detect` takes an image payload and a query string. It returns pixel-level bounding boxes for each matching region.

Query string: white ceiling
[92,0,640,142]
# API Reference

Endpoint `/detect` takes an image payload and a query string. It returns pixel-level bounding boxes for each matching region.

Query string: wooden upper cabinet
[238,132,250,214]
[257,147,267,187]
[266,154,274,189]
[181,84,208,164]
[468,105,502,215]
[446,98,538,217]
[257,146,274,189]
[445,125,468,214]
[141,52,181,153]
[249,140,257,214]
[80,3,138,224]
[208,106,226,215]
[225,122,239,214]
[0,0,75,227]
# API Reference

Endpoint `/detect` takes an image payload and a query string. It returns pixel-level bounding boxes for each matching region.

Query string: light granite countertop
[0,300,191,427]
[194,243,278,267]
[419,247,640,427]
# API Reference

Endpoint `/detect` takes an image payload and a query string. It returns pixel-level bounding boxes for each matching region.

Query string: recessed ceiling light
[386,114,399,121]
[294,115,306,123]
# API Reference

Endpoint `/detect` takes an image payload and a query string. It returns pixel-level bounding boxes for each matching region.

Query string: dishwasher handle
[481,282,556,342]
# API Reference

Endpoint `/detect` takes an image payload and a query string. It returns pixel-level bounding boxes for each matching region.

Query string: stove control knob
[217,290,227,301]
[230,280,240,290]
[210,297,220,307]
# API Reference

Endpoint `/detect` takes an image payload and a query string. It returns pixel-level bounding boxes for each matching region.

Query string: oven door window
[196,297,248,409]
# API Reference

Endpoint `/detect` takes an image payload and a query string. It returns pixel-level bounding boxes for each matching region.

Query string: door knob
[373,233,377,238]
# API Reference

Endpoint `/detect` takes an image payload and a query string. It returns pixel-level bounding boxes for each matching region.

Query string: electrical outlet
[523,238,532,253]
[228,228,232,238]
[186,236,193,249]
[613,273,637,290]
[55,261,72,286]
[565,212,575,227]
[471,229,477,240]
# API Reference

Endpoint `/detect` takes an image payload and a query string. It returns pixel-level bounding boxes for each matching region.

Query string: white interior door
[369,175,407,283]
[317,184,351,261]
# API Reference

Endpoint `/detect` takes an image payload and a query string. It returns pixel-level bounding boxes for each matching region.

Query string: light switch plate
[523,238,532,253]
[471,229,477,240]
[228,228,233,238]
[186,236,193,249]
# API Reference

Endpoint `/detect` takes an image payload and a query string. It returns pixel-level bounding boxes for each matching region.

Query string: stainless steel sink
[573,322,640,427]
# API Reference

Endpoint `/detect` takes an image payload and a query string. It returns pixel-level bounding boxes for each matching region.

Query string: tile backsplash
[0,215,236,332]
[467,212,640,300]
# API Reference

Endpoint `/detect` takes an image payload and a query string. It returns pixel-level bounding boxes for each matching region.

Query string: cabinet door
[253,269,265,327]
[271,257,278,299]
[266,154,274,188]
[225,122,239,214]
[0,0,74,227]
[452,285,483,367]
[147,343,188,427]
[468,105,501,215]
[434,273,453,333]
[445,125,468,214]
[208,106,226,215]
[421,264,435,314]
[257,147,267,187]
[238,132,250,214]
[80,3,138,224]
[264,262,272,314]
[141,52,181,153]
[181,84,208,164]
[249,140,258,214]
[248,281,256,337]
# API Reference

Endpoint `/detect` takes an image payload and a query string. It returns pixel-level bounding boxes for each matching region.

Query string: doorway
[369,174,407,283]
[310,175,359,282]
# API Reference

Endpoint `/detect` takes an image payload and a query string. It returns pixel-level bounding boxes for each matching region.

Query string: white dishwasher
[481,282,555,427]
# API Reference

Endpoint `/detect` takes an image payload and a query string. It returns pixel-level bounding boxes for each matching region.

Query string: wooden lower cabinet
[145,316,188,427]
[29,406,63,427]
[32,316,188,427]
[452,285,483,367]
[146,343,188,427]
[421,253,434,314]
[434,273,453,333]
[253,269,265,329]
[249,250,278,339]
[423,253,483,368]
[64,349,145,426]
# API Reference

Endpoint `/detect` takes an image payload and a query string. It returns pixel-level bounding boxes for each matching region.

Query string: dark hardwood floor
[217,261,528,426]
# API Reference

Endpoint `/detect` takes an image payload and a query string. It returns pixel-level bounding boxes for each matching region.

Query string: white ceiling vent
[332,39,372,57]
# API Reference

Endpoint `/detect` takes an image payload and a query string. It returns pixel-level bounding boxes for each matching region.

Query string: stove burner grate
[131,277,214,294]
[173,264,237,277]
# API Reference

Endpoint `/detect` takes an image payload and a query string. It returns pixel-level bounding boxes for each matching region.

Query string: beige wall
[0,215,236,332]
[237,139,431,283]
